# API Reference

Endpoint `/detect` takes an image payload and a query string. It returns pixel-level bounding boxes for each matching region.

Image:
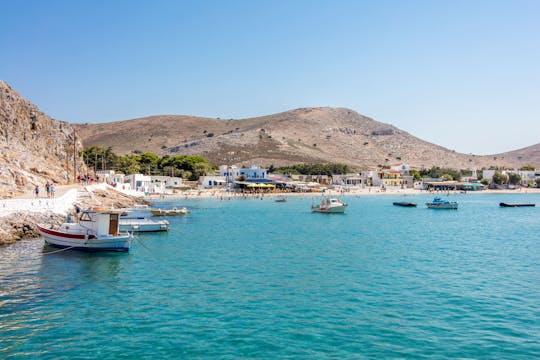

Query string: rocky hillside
[75,107,539,170]
[492,143,540,168]
[0,80,85,198]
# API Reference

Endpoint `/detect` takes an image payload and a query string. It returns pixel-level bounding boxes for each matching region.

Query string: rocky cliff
[0,80,85,198]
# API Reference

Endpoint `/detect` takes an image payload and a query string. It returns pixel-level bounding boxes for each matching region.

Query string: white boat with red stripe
[37,208,132,252]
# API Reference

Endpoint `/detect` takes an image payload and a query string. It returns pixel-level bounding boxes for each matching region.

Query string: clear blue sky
[1,0,539,155]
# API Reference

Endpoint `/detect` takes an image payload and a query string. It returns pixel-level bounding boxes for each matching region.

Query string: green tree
[508,173,521,185]
[492,171,508,185]
[115,154,141,174]
[441,174,454,181]
[409,169,422,180]
[138,152,160,175]
[191,162,214,180]
[520,165,535,171]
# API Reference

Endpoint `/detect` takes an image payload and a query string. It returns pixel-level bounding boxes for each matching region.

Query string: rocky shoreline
[0,188,151,246]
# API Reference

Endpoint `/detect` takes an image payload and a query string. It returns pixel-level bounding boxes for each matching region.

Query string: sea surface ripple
[1,193,539,359]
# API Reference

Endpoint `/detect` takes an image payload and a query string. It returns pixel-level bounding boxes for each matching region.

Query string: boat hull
[426,203,458,209]
[311,206,346,213]
[119,218,169,232]
[151,209,189,216]
[37,225,131,251]
[499,202,535,207]
[393,202,417,207]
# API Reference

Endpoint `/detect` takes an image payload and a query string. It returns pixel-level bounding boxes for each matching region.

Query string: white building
[517,170,538,186]
[361,171,381,186]
[95,170,116,183]
[124,174,152,193]
[482,170,496,182]
[331,174,366,188]
[219,165,241,184]
[390,163,410,174]
[198,176,227,189]
[150,176,184,194]
[219,165,268,183]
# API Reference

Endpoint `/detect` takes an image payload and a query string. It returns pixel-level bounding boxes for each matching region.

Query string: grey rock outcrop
[0,80,85,198]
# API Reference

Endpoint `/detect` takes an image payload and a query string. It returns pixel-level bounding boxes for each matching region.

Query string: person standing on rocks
[34,185,40,198]
[45,182,50,198]
[50,183,56,198]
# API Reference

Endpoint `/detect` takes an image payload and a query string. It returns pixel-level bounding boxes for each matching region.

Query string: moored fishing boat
[119,217,169,232]
[311,197,347,213]
[37,209,132,252]
[150,207,189,216]
[426,197,458,209]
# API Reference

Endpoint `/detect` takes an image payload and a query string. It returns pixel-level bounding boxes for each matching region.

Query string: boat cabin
[79,209,123,236]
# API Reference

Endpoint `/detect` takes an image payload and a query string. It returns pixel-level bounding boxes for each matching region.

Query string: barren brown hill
[75,107,538,170]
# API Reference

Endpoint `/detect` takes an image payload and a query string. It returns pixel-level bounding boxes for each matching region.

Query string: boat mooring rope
[42,246,76,255]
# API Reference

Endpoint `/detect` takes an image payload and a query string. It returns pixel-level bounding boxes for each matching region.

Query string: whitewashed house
[124,174,152,193]
[219,165,268,183]
[95,170,116,183]
[390,163,410,174]
[199,176,227,189]
[150,176,184,194]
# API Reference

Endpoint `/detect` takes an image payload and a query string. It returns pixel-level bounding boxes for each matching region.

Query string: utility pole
[66,144,69,182]
[73,130,77,183]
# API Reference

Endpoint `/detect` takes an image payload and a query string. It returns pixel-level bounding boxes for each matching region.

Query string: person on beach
[50,183,56,198]
[34,185,40,198]
[45,182,50,198]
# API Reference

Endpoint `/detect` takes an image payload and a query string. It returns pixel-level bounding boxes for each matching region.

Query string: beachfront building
[482,169,539,187]
[219,165,241,185]
[289,174,330,185]
[124,174,151,193]
[332,174,367,188]
[517,170,538,187]
[378,170,404,188]
[199,176,227,189]
[238,165,268,180]
[150,176,184,194]
[219,165,268,184]
[361,171,380,186]
[401,175,414,188]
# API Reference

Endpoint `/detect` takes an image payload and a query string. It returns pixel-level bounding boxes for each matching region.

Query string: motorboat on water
[311,197,347,213]
[499,202,535,207]
[37,208,132,251]
[119,217,169,232]
[119,204,151,218]
[150,207,189,216]
[393,201,417,207]
[275,197,287,203]
[426,197,458,209]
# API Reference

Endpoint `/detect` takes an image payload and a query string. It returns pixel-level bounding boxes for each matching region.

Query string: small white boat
[119,217,169,232]
[426,197,458,209]
[151,207,189,216]
[119,205,151,218]
[311,197,347,213]
[37,209,132,252]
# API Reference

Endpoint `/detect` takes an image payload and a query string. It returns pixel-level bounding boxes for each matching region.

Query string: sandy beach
[145,186,540,201]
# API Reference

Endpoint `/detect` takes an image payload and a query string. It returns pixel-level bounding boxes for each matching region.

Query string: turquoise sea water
[1,193,539,359]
